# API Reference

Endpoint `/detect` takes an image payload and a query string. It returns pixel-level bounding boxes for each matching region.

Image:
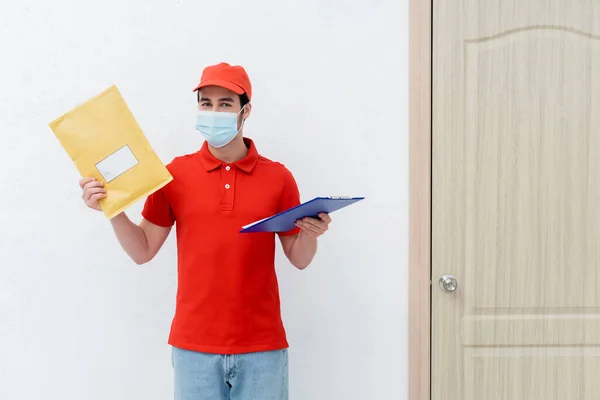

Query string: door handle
[439,274,458,292]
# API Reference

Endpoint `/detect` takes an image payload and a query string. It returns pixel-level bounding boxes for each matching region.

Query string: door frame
[409,0,432,399]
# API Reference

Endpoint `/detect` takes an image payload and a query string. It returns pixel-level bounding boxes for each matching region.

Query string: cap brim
[192,79,245,95]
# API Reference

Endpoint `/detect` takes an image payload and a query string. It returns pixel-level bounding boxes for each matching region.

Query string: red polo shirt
[141,138,300,354]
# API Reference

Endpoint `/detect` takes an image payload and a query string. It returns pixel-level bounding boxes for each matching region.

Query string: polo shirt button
[225,184,230,189]
[225,166,231,171]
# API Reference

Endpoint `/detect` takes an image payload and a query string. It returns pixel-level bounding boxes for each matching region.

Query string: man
[78,62,331,399]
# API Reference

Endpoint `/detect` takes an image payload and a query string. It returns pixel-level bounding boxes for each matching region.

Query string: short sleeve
[142,185,175,228]
[277,167,301,236]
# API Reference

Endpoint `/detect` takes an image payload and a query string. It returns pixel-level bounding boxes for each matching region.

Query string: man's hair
[239,93,250,109]
[197,91,250,109]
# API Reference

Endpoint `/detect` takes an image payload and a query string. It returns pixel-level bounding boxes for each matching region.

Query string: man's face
[198,85,250,128]
[198,85,242,112]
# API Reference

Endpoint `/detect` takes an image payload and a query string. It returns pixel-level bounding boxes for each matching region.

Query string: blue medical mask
[195,106,246,148]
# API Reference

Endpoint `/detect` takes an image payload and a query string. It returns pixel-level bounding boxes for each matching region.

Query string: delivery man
[78,62,331,400]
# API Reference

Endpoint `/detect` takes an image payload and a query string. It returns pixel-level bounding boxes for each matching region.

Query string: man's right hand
[79,177,107,211]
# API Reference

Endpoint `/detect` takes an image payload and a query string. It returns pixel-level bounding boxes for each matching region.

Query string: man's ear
[243,103,252,119]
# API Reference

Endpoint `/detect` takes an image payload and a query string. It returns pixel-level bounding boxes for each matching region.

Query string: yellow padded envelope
[49,85,173,219]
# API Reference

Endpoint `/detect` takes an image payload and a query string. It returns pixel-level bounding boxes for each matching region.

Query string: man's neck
[208,135,248,163]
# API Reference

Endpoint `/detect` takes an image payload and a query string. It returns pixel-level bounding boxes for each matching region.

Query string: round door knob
[439,274,458,292]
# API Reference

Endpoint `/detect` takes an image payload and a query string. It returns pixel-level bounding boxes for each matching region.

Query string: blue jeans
[171,346,289,400]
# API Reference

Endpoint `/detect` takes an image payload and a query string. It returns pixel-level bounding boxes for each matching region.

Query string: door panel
[432,1,600,399]
[464,349,600,400]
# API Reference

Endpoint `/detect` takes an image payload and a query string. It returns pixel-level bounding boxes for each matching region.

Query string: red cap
[192,62,252,100]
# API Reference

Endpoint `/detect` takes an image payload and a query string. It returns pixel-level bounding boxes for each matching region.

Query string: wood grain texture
[409,0,432,399]
[432,0,600,399]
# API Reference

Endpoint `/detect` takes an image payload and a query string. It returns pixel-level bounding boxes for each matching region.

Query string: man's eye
[201,102,211,107]
[220,103,232,107]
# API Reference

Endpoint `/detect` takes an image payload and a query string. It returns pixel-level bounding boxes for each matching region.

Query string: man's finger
[79,177,95,189]
[299,218,321,230]
[90,193,106,202]
[296,221,323,235]
[302,217,328,231]
[83,180,104,191]
[84,187,106,202]
[318,213,332,223]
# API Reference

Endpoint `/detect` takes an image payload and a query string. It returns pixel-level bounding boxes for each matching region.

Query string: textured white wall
[0,1,408,398]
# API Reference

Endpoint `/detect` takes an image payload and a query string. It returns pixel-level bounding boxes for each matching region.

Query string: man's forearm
[288,234,318,270]
[110,213,150,264]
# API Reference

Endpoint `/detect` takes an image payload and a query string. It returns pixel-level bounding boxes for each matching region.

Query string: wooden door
[431,1,600,399]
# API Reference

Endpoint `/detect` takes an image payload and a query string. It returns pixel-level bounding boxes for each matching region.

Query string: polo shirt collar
[199,137,259,173]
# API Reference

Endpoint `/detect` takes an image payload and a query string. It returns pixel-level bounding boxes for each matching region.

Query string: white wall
[0,1,408,399]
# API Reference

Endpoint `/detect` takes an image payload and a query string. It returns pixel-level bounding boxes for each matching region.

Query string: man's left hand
[295,213,332,239]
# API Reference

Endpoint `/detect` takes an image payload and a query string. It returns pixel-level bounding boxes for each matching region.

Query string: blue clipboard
[240,196,365,233]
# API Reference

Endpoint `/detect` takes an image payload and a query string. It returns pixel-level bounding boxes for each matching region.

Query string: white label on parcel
[96,145,138,183]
